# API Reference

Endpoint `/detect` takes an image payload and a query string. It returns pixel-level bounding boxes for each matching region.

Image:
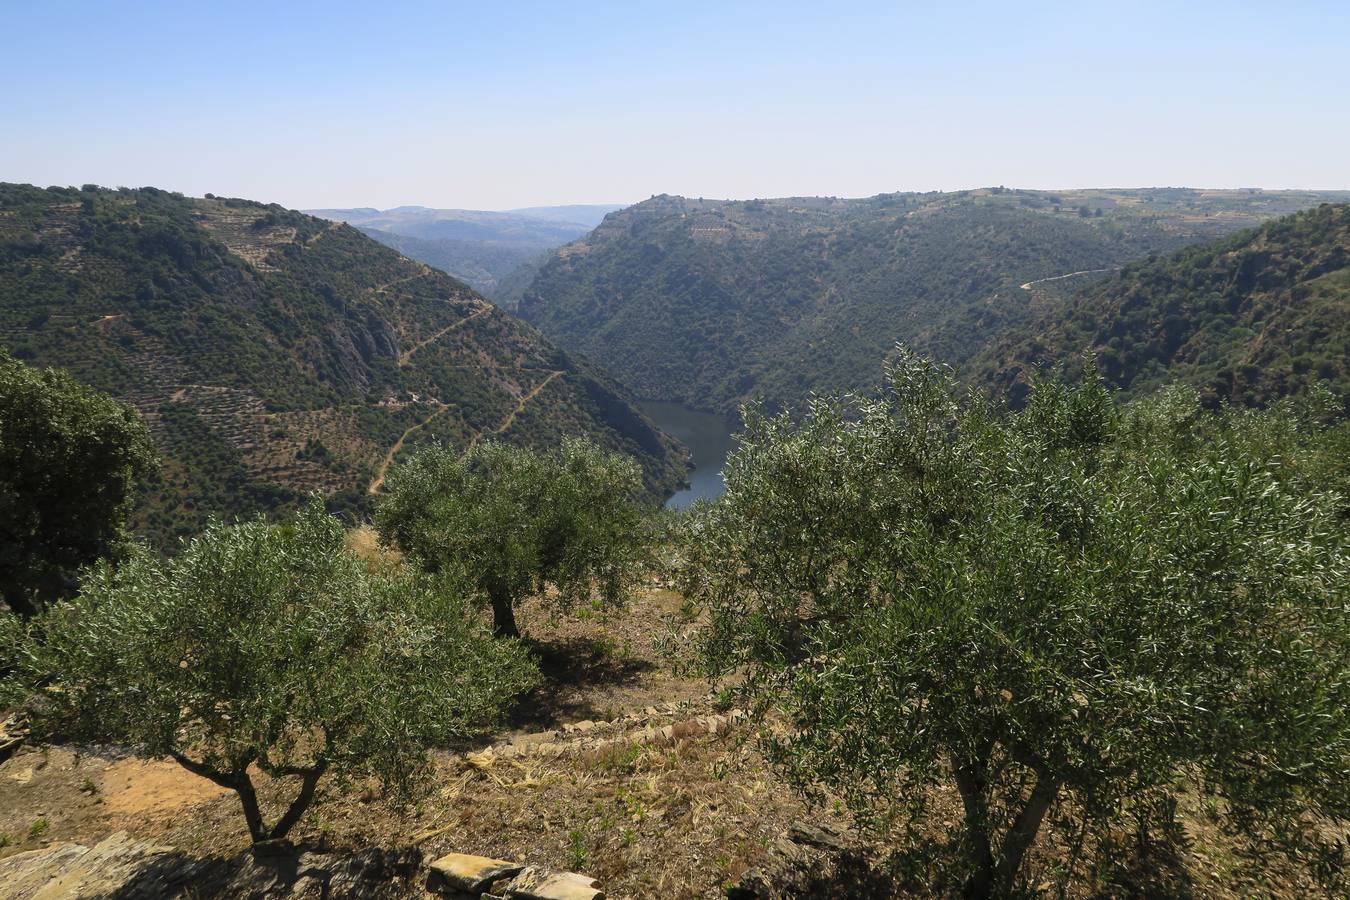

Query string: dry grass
[344,525,400,569]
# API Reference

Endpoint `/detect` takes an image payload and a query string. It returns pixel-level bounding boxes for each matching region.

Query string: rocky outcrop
[0,715,25,765]
[0,831,216,899]
[0,833,422,899]
[498,867,603,900]
[0,834,614,899]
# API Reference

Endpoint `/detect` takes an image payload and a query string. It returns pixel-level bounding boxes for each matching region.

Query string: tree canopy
[5,501,538,842]
[0,349,156,616]
[683,350,1349,896]
[376,438,650,638]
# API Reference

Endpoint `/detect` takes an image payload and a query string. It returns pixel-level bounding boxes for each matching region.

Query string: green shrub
[7,501,537,843]
[0,350,156,615]
[685,350,1348,896]
[376,438,650,638]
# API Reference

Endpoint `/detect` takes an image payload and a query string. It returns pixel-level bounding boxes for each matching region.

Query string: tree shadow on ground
[105,843,422,899]
[103,849,234,898]
[1087,835,1198,900]
[875,830,1200,899]
[794,849,902,898]
[505,634,658,730]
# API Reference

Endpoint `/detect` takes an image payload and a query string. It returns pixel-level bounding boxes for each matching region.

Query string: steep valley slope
[976,202,1350,409]
[0,184,685,543]
[516,188,1350,416]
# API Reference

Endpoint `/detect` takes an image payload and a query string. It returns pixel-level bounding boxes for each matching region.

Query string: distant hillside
[506,205,624,228]
[0,184,684,543]
[306,204,622,297]
[977,203,1350,408]
[349,227,543,304]
[516,188,1350,416]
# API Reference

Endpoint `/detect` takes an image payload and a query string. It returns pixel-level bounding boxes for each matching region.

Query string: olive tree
[376,438,649,638]
[6,501,537,843]
[684,350,1348,897]
[0,350,156,615]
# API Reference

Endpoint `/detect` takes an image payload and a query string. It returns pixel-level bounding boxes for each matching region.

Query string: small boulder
[787,820,848,852]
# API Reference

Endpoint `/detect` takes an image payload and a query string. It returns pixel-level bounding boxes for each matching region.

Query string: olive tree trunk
[952,754,1060,898]
[490,586,520,639]
[171,752,328,843]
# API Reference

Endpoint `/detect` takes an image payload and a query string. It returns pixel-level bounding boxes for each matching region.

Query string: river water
[640,401,736,509]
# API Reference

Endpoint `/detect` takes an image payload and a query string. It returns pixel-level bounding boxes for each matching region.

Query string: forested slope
[978,203,1350,408]
[0,184,684,542]
[517,188,1349,415]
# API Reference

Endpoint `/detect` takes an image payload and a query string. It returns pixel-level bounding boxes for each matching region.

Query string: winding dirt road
[366,404,448,494]
[398,305,492,366]
[1020,267,1120,291]
[368,266,433,295]
[463,371,565,455]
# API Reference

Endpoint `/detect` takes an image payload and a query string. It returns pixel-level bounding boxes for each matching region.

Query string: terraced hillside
[977,202,1350,408]
[517,188,1350,416]
[0,184,685,543]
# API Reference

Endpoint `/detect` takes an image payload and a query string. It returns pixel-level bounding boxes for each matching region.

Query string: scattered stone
[787,820,848,853]
[726,821,877,898]
[428,852,524,894]
[725,867,772,899]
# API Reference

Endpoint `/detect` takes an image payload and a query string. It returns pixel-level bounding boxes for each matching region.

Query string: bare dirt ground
[0,585,1340,898]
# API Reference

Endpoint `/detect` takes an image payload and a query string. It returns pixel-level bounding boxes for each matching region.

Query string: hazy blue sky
[3,1,1347,209]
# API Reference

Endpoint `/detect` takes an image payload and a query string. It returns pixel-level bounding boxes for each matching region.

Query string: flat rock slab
[428,852,524,893]
[502,867,604,900]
